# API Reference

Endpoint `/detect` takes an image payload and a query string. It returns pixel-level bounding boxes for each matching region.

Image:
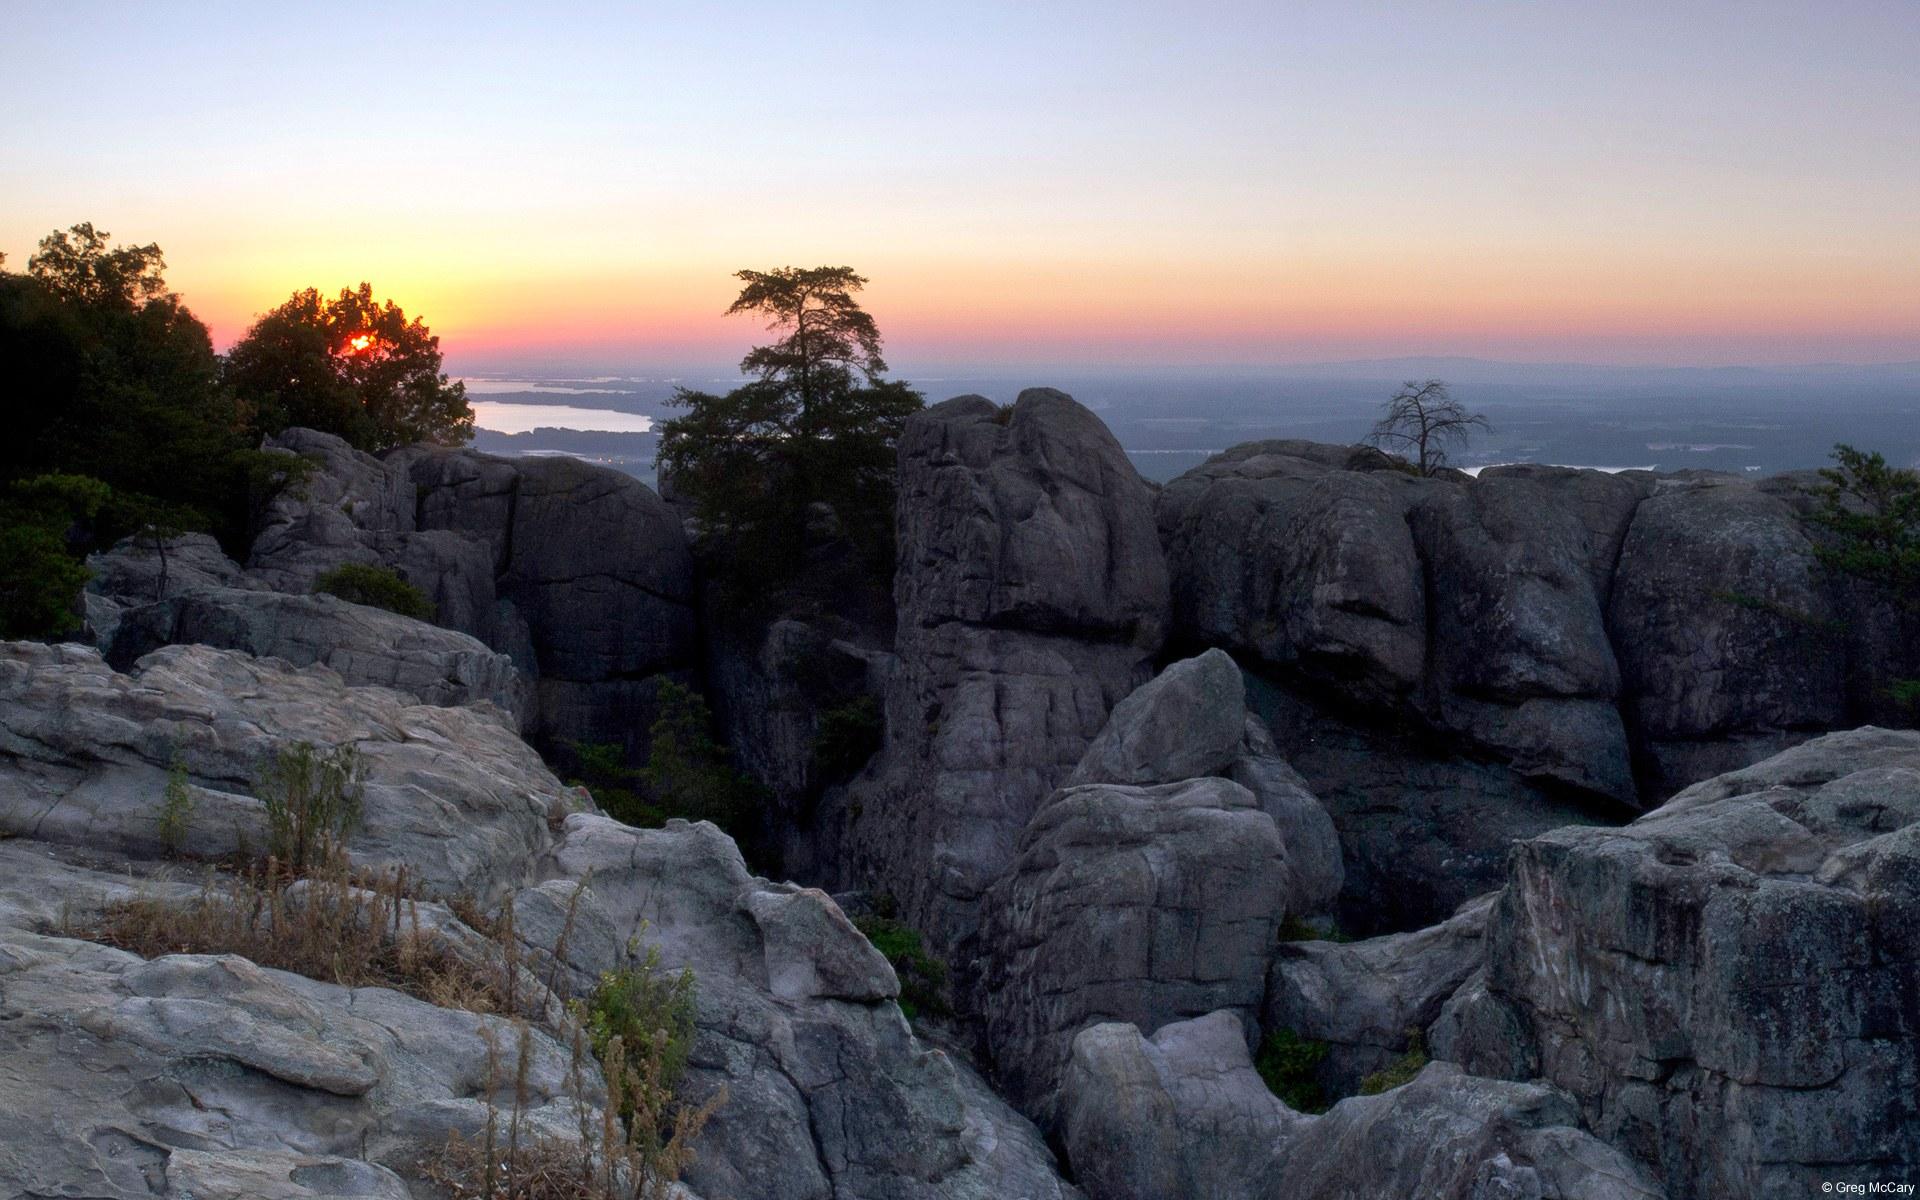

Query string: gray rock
[1068,648,1248,787]
[829,390,1169,949]
[1060,1011,1662,1200]
[1070,649,1344,915]
[1264,894,1495,1093]
[87,532,248,603]
[105,586,533,728]
[535,814,1082,1200]
[1485,728,1920,1198]
[0,641,577,897]
[978,776,1289,1122]
[1608,480,1848,796]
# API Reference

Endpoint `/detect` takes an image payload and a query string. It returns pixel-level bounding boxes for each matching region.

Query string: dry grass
[81,851,527,1017]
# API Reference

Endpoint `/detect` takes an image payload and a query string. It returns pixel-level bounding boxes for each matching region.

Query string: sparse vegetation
[1255,1027,1331,1113]
[256,740,366,871]
[82,850,524,1016]
[812,694,883,781]
[1277,915,1354,944]
[156,755,196,856]
[582,947,698,1121]
[1358,1029,1429,1095]
[1366,379,1488,476]
[855,900,948,1021]
[565,685,765,842]
[313,561,434,620]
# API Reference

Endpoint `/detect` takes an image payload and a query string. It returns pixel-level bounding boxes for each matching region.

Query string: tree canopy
[1366,379,1489,476]
[656,267,921,582]
[225,283,473,452]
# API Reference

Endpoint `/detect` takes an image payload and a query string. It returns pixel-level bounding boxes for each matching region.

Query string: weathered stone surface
[1485,728,1920,1199]
[105,586,533,728]
[247,429,698,758]
[1156,443,1431,706]
[1263,894,1495,1093]
[535,814,1082,1200]
[978,777,1289,1121]
[1070,649,1344,915]
[1608,480,1848,795]
[894,390,1167,643]
[830,390,1169,948]
[1060,1011,1662,1200]
[0,850,595,1198]
[0,641,575,897]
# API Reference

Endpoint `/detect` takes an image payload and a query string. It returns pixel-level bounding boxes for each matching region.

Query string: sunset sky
[4,2,1917,369]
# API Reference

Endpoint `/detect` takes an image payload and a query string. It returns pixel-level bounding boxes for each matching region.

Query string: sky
[4,1,1918,370]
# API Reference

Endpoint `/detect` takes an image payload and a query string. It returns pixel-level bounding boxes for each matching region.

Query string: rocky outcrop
[0,843,595,1200]
[829,390,1169,947]
[531,814,1081,1200]
[1069,648,1342,914]
[1060,1011,1661,1200]
[1608,478,1848,795]
[1479,728,1920,1198]
[977,776,1289,1121]
[0,641,574,897]
[104,587,533,728]
[248,428,697,757]
[1263,894,1494,1094]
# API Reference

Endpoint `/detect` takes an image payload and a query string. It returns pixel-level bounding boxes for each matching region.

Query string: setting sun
[344,333,374,353]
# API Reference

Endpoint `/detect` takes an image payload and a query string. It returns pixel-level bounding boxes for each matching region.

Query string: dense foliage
[1811,444,1920,604]
[1255,1027,1331,1113]
[225,283,473,452]
[313,561,435,620]
[0,223,460,636]
[568,683,764,839]
[655,267,922,583]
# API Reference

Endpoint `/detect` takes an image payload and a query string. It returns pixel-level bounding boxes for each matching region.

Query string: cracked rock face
[1483,728,1920,1199]
[1060,1011,1662,1200]
[533,814,1082,1200]
[247,428,698,758]
[978,776,1290,1124]
[833,390,1169,949]
[0,641,573,898]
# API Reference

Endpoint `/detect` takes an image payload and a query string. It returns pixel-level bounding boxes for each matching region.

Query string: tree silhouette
[226,283,472,452]
[1367,380,1488,475]
[657,267,921,582]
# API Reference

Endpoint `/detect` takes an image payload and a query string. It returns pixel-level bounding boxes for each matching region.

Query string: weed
[157,755,196,856]
[1358,1029,1429,1095]
[257,741,364,870]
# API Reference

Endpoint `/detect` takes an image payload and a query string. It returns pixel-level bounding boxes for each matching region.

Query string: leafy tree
[2,225,246,542]
[312,562,434,620]
[1366,379,1489,476]
[656,267,921,580]
[1809,444,1920,605]
[0,474,111,638]
[226,283,472,452]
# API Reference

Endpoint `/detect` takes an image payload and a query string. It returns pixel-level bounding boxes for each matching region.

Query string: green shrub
[582,945,698,1121]
[1256,1027,1331,1113]
[256,741,364,869]
[812,694,882,781]
[157,755,196,855]
[854,901,948,1021]
[638,682,763,834]
[1358,1029,1429,1095]
[0,473,111,638]
[1277,915,1353,944]
[312,562,433,620]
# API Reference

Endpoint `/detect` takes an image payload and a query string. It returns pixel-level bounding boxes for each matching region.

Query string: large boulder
[1482,728,1920,1198]
[977,776,1289,1122]
[1263,894,1494,1094]
[0,641,575,898]
[104,587,533,728]
[1070,648,1343,914]
[830,390,1169,948]
[1607,479,1848,795]
[1059,1011,1661,1200]
[535,815,1082,1200]
[247,429,698,757]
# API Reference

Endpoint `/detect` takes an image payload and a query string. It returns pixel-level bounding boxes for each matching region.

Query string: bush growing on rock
[156,754,195,855]
[1357,1029,1428,1095]
[582,945,698,1124]
[812,693,883,781]
[257,740,366,870]
[853,904,949,1021]
[313,560,435,620]
[1255,1027,1331,1113]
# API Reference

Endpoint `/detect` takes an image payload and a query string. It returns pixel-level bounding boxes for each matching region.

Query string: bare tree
[1367,380,1489,475]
